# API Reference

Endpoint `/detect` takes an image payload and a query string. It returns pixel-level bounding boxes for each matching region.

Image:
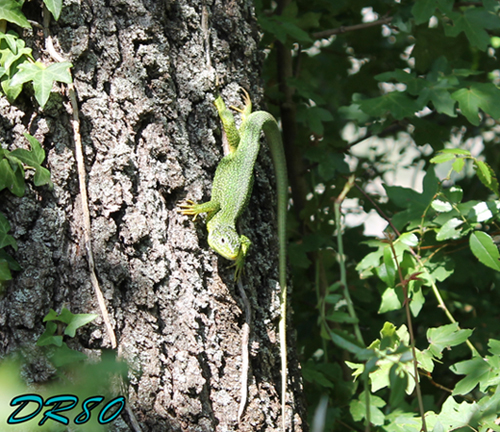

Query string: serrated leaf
[43,0,62,20]
[469,231,500,271]
[10,61,73,108]
[474,160,499,196]
[0,0,31,29]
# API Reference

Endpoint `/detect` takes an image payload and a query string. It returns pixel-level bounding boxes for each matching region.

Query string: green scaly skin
[178,90,289,430]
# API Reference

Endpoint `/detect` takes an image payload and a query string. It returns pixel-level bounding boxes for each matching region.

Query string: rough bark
[0,0,306,430]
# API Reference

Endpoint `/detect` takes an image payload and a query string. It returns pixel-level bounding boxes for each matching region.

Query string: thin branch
[237,278,251,423]
[334,175,370,432]
[312,17,393,40]
[387,239,427,432]
[43,8,143,432]
[43,6,116,349]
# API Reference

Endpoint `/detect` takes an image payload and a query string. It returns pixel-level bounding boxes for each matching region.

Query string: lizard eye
[220,238,225,244]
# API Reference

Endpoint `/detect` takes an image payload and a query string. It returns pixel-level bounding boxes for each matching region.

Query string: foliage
[0,309,126,431]
[257,0,500,430]
[0,0,71,106]
[37,308,99,367]
[0,133,51,285]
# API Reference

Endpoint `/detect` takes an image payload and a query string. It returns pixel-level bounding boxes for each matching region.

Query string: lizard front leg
[177,199,220,221]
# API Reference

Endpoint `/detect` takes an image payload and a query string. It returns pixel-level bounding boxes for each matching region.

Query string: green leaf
[488,339,500,356]
[431,199,452,213]
[412,0,437,25]
[350,392,386,426]
[427,323,473,358]
[431,396,481,430]
[0,230,16,250]
[452,158,465,173]
[0,157,25,196]
[43,0,62,20]
[0,249,20,271]
[438,148,471,155]
[382,247,396,287]
[23,133,45,164]
[451,356,490,395]
[444,185,463,203]
[474,160,499,196]
[10,61,73,108]
[0,259,12,280]
[379,288,403,313]
[36,321,62,347]
[451,83,500,126]
[0,0,31,29]
[444,9,500,51]
[358,91,423,120]
[430,153,455,164]
[328,329,366,355]
[64,312,98,337]
[50,344,88,367]
[469,231,500,272]
[436,217,464,241]
[389,364,408,407]
[399,233,418,247]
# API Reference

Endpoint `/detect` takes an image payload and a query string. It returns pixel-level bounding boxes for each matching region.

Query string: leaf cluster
[257,0,500,430]
[0,0,71,107]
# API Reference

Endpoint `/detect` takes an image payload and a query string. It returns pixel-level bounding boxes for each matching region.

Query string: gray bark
[0,0,306,430]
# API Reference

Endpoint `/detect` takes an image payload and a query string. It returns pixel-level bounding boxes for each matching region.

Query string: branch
[312,16,393,40]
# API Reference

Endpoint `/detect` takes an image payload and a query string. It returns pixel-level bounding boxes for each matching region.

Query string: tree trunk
[0,0,306,430]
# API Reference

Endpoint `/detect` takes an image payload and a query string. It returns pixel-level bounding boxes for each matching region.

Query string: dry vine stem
[42,7,116,349]
[42,9,145,432]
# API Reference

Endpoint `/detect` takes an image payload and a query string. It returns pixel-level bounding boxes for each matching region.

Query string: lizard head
[207,225,241,261]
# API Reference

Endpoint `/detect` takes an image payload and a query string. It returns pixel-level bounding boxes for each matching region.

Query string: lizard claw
[177,199,200,221]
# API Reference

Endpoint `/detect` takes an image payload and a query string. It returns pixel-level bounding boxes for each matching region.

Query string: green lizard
[178,89,289,430]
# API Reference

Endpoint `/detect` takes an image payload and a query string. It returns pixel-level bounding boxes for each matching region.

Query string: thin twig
[334,175,370,432]
[43,6,116,349]
[312,17,393,40]
[43,8,143,432]
[387,240,427,432]
[237,278,251,422]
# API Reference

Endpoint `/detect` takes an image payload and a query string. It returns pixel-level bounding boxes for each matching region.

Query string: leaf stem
[387,240,427,432]
[334,175,370,431]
